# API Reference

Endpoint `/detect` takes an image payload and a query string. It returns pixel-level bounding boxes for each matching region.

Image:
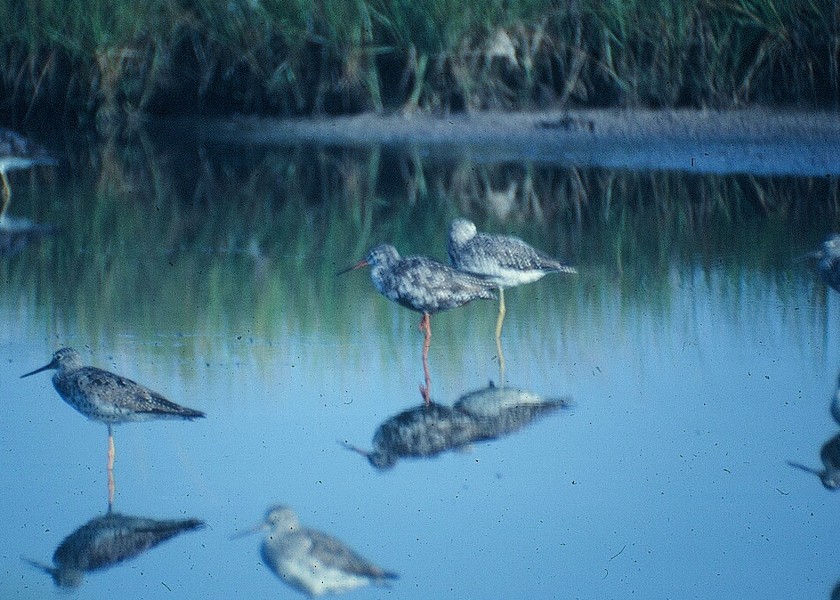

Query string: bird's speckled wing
[55,367,202,419]
[388,257,495,313]
[467,233,571,273]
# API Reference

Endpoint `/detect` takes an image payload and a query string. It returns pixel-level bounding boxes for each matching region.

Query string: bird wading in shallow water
[235,505,398,597]
[339,243,496,405]
[21,347,205,506]
[0,129,57,226]
[448,218,577,382]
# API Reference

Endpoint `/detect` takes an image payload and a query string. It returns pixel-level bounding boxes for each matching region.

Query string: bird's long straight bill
[230,522,266,540]
[787,461,821,476]
[336,259,369,276]
[20,361,55,378]
[338,440,370,457]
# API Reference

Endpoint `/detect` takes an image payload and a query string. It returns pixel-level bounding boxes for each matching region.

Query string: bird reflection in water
[788,433,840,490]
[234,505,398,597]
[342,382,572,470]
[25,510,204,588]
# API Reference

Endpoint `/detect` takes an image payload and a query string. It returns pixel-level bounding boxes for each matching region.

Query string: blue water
[1,131,840,599]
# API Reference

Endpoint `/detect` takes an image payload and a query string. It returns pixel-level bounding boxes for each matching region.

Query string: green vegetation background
[1,1,837,130]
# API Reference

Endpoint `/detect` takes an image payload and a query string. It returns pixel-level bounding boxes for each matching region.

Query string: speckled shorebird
[806,233,840,293]
[340,243,495,405]
[236,505,398,597]
[21,347,204,504]
[788,433,840,490]
[448,218,577,381]
[0,128,57,225]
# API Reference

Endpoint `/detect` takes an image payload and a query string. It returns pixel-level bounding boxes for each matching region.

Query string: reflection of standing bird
[341,383,572,470]
[0,128,57,223]
[240,505,398,597]
[26,512,204,588]
[21,347,205,505]
[341,243,495,405]
[341,403,487,469]
[788,433,840,490]
[448,218,576,381]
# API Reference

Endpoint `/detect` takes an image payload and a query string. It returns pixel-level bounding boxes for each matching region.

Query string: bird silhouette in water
[341,382,572,470]
[26,511,204,588]
[448,218,576,382]
[236,505,397,597]
[21,347,204,505]
[340,243,495,405]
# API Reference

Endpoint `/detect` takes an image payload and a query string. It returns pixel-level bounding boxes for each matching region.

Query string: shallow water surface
[1,131,840,599]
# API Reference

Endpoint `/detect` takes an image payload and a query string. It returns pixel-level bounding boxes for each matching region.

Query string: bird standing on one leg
[340,244,496,406]
[448,218,577,384]
[21,347,205,507]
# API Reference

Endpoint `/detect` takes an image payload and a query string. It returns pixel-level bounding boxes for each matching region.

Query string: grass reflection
[0,136,835,365]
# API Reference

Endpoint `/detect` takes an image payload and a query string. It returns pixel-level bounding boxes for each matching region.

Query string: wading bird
[448,218,576,381]
[0,128,56,225]
[21,347,204,505]
[340,243,495,405]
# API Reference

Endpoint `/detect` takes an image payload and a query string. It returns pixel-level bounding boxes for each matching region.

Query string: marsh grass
[1,0,837,131]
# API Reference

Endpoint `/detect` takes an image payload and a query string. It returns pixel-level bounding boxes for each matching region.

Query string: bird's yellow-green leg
[0,171,10,222]
[495,287,506,386]
[107,425,115,508]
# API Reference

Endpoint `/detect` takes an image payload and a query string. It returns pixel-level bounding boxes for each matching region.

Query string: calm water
[2,128,840,599]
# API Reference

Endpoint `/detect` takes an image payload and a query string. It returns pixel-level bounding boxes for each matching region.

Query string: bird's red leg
[418,313,432,406]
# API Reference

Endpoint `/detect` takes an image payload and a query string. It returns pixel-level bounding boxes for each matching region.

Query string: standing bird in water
[340,243,495,405]
[807,233,840,293]
[21,347,205,506]
[448,218,577,382]
[0,128,57,226]
[235,505,398,597]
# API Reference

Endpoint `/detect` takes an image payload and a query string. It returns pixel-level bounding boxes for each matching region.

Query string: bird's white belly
[282,559,368,596]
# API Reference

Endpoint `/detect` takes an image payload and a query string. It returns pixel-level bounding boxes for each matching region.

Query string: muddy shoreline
[173,108,839,144]
[161,108,840,176]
